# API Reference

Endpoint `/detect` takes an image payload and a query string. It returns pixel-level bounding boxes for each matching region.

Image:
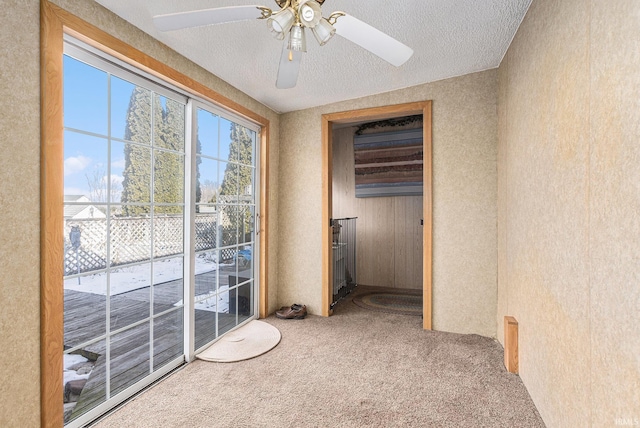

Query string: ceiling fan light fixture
[152,3,415,91]
[311,18,335,45]
[287,24,307,52]
[298,0,322,28]
[267,7,295,39]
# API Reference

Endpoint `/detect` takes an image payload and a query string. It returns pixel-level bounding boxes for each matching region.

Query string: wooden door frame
[41,1,270,425]
[321,101,433,329]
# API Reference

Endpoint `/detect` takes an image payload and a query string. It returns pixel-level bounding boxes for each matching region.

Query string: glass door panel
[63,49,186,426]
[193,105,258,351]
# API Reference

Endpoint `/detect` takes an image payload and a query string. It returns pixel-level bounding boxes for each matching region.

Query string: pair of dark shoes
[276,303,307,320]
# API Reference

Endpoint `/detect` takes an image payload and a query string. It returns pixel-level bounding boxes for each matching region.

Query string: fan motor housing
[275,0,326,7]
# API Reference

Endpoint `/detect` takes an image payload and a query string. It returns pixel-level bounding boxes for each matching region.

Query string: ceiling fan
[153,0,414,89]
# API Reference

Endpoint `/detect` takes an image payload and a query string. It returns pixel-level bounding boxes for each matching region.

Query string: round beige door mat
[196,320,281,363]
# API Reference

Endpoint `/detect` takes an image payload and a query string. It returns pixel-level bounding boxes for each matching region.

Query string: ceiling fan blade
[276,45,302,89]
[333,14,414,67]
[154,5,266,32]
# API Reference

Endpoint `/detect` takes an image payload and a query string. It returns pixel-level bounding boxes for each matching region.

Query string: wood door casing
[321,101,432,329]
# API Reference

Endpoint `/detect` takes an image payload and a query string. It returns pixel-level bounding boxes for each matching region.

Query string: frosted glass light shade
[287,24,307,52]
[311,18,335,45]
[298,0,322,28]
[267,8,294,39]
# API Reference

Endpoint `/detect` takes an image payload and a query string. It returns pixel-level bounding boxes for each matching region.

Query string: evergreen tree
[220,124,253,197]
[121,87,155,216]
[121,90,185,216]
[220,124,254,240]
[121,92,254,226]
[154,97,184,214]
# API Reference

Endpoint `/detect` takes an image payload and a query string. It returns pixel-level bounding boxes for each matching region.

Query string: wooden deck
[65,265,253,422]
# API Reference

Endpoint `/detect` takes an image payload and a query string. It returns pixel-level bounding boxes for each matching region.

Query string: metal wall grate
[331,217,357,308]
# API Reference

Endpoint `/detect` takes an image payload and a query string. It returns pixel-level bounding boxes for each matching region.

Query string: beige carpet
[93,286,545,428]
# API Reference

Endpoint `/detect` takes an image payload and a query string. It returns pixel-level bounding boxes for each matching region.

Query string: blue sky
[63,55,237,203]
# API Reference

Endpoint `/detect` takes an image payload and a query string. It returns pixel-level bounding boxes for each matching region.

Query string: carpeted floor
[93,286,546,428]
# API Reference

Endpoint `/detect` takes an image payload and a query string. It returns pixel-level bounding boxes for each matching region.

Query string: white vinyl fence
[63,214,232,276]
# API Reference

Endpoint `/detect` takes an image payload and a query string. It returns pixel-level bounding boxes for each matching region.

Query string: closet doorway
[321,102,432,329]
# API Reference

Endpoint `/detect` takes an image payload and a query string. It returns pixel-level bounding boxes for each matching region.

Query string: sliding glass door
[61,38,259,427]
[192,103,258,352]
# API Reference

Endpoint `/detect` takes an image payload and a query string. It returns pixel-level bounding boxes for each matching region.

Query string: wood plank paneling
[367,196,396,286]
[332,126,423,290]
[394,196,424,289]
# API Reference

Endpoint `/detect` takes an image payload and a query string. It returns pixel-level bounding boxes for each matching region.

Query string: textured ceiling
[94,0,532,113]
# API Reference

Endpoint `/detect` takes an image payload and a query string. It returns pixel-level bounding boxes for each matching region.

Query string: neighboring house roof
[64,195,107,219]
[64,205,106,219]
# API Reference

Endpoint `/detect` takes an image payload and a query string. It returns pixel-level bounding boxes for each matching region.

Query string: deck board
[65,265,253,421]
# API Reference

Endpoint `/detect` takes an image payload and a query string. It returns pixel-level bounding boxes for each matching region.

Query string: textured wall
[497,0,640,426]
[0,1,280,426]
[332,126,423,290]
[589,2,640,425]
[0,1,42,426]
[280,70,498,336]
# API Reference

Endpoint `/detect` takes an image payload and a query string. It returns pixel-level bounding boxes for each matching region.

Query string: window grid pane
[63,52,186,426]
